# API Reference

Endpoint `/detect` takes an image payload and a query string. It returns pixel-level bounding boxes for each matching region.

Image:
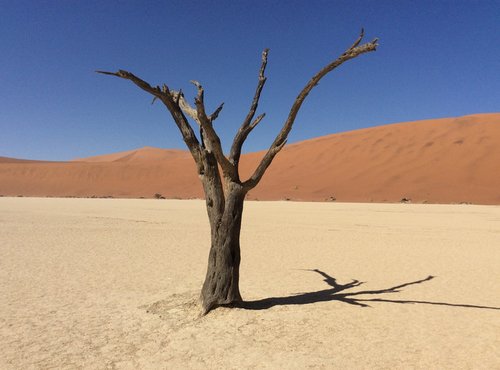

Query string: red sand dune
[1,113,499,204]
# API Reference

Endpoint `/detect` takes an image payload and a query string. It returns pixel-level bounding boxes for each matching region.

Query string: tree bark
[200,182,246,314]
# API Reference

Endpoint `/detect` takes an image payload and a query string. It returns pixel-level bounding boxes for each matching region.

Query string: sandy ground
[1,197,499,369]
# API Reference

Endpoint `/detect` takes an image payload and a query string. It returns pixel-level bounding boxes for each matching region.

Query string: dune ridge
[1,113,499,204]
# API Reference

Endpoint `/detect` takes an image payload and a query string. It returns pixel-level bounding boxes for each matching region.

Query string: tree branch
[96,70,163,97]
[173,90,199,124]
[249,113,265,130]
[347,27,365,50]
[189,81,238,180]
[243,30,378,190]
[209,102,224,122]
[96,69,202,162]
[229,48,269,166]
[97,69,227,219]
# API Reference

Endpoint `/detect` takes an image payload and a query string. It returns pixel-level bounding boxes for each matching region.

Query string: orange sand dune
[72,146,189,163]
[1,113,499,204]
[0,157,48,164]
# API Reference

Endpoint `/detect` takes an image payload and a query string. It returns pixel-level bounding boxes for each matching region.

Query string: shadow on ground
[238,269,500,311]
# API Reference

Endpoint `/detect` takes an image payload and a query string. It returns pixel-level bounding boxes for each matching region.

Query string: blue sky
[1,0,499,161]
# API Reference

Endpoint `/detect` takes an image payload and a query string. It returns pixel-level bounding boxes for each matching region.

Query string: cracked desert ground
[1,197,499,369]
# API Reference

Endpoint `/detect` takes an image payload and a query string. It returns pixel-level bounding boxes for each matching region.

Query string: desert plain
[1,197,499,369]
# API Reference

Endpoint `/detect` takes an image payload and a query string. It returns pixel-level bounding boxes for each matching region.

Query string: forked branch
[96,70,237,180]
[243,30,378,189]
[229,48,269,166]
[190,81,237,180]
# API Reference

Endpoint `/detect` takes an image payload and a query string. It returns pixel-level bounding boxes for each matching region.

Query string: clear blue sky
[1,0,499,161]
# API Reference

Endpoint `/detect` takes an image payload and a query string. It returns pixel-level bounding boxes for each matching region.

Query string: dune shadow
[238,269,500,311]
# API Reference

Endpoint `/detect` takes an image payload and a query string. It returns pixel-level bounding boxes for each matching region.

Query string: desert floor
[1,197,499,369]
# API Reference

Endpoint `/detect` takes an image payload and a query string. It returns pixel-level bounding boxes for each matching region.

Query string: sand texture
[1,113,500,204]
[1,197,499,369]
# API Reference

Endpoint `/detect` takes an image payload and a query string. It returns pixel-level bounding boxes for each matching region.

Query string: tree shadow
[238,269,500,311]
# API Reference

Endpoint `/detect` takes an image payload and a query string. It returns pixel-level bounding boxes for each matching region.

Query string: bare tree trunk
[200,182,245,314]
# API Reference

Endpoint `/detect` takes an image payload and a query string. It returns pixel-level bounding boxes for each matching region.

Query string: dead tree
[97,30,378,314]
